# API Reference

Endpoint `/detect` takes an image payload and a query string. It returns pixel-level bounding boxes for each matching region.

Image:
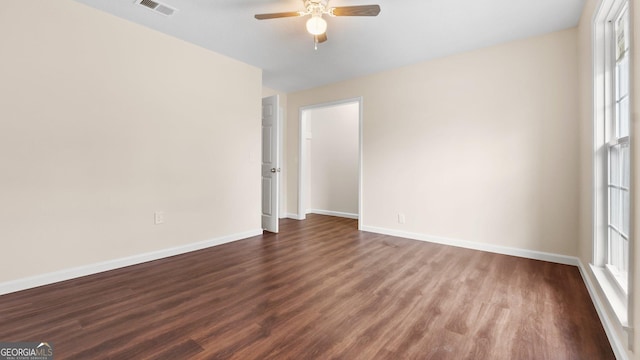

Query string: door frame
[298,97,363,230]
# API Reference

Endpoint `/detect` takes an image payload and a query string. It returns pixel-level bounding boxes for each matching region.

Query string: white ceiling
[73,0,586,92]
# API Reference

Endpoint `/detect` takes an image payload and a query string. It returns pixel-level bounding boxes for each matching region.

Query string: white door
[261,95,279,233]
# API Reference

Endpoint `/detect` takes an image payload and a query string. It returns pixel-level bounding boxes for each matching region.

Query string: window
[592,0,632,331]
[606,3,630,294]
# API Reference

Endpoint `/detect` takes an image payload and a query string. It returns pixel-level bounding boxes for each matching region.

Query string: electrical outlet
[398,213,406,224]
[154,211,165,225]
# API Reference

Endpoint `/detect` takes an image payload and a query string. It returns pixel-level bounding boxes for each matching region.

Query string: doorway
[299,97,363,229]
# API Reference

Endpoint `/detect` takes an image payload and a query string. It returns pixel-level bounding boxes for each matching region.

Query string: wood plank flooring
[0,215,614,359]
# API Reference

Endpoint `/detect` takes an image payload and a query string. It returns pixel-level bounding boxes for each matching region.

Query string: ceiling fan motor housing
[305,0,329,16]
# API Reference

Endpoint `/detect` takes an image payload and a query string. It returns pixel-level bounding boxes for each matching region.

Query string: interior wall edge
[307,209,359,220]
[286,213,305,220]
[360,225,580,266]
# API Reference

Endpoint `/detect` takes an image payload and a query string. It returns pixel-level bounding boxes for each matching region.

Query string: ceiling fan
[255,0,381,48]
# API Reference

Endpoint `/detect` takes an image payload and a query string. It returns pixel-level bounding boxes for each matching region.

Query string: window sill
[604,264,628,294]
[590,264,630,330]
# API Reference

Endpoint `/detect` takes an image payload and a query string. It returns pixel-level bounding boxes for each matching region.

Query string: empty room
[0,0,638,359]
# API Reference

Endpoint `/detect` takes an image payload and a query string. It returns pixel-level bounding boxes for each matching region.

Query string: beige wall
[0,0,262,283]
[307,102,359,215]
[578,0,597,268]
[287,28,580,256]
[577,0,640,358]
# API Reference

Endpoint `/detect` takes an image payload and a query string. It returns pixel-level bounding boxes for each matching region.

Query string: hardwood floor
[0,215,613,359]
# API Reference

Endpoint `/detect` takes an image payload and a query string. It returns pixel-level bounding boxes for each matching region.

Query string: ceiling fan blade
[254,11,303,20]
[331,5,380,16]
[315,33,328,43]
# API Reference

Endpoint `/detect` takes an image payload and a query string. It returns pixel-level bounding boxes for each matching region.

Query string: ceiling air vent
[136,0,177,16]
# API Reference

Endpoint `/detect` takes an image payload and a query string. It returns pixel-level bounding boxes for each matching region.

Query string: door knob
[271,168,277,173]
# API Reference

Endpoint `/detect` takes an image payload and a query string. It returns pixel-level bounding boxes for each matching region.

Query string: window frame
[606,2,631,295]
[591,0,633,334]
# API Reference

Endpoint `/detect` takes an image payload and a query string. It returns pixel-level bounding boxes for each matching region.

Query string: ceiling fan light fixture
[306,15,327,35]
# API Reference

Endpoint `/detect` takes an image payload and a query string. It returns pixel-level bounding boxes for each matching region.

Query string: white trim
[298,106,305,221]
[357,98,364,231]
[592,264,630,327]
[279,104,286,219]
[359,225,579,266]
[0,229,263,296]
[287,213,305,220]
[579,260,630,360]
[307,209,359,219]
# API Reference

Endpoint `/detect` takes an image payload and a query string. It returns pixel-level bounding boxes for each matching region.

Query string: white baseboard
[359,225,579,266]
[0,229,263,296]
[287,213,305,220]
[308,209,359,220]
[577,260,629,360]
